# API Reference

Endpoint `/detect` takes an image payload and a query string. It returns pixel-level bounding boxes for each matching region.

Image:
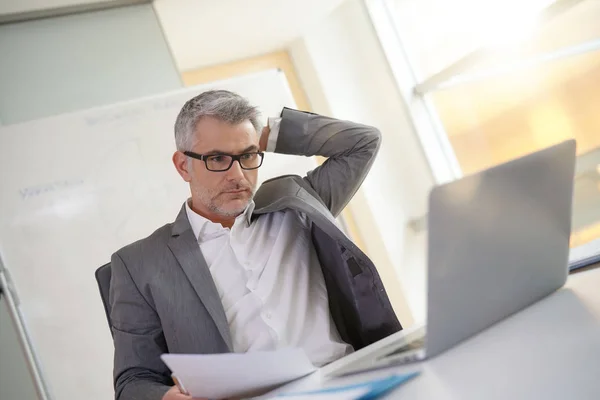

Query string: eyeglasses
[183,151,265,172]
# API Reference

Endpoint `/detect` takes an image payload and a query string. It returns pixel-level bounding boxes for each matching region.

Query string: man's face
[174,116,259,219]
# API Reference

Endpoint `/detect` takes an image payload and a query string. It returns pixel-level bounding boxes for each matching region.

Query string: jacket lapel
[168,204,233,351]
[254,175,340,228]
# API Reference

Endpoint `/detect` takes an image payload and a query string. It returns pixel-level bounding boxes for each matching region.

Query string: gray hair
[174,90,262,151]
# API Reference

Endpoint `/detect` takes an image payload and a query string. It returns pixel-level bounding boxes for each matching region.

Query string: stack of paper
[569,238,600,271]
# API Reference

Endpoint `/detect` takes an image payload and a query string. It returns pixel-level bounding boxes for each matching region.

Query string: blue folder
[277,371,420,400]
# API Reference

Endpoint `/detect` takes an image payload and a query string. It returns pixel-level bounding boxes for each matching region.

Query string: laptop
[325,139,576,377]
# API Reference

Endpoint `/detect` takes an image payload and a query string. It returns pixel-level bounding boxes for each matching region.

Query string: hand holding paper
[162,385,196,400]
[161,348,317,399]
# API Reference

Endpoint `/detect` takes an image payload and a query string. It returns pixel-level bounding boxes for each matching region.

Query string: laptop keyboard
[384,336,426,357]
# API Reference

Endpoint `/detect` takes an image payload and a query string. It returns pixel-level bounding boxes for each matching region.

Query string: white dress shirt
[185,202,352,366]
[183,118,352,366]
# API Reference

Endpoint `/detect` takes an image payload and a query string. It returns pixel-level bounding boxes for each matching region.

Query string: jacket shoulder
[259,173,304,187]
[112,222,173,264]
[256,174,326,207]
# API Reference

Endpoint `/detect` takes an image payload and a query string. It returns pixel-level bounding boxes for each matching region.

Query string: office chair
[95,262,113,337]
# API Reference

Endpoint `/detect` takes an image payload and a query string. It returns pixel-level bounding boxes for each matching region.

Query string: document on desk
[276,373,420,400]
[161,348,317,399]
[277,371,420,400]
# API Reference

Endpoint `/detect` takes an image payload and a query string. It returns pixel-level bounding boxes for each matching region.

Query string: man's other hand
[259,124,270,152]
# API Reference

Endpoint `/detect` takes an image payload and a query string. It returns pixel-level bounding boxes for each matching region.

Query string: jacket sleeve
[109,252,172,400]
[273,108,381,217]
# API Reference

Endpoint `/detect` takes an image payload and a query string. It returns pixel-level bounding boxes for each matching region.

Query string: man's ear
[172,151,192,182]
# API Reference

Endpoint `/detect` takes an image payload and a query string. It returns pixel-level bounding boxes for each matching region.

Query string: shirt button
[265,312,272,319]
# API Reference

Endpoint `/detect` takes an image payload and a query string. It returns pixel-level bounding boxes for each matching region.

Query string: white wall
[289,0,434,323]
[0,4,182,125]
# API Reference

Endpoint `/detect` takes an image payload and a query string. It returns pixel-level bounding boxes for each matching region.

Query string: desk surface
[264,267,600,400]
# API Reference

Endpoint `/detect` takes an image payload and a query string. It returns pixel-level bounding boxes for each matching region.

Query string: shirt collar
[185,199,255,242]
[244,200,256,225]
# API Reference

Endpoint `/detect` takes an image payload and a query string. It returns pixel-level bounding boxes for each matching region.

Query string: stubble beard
[193,181,256,218]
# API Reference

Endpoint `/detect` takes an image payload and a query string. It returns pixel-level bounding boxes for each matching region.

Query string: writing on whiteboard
[151,97,185,111]
[84,97,186,127]
[19,179,85,200]
[85,107,146,127]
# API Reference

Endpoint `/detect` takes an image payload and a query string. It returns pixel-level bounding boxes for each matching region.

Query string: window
[367,0,600,255]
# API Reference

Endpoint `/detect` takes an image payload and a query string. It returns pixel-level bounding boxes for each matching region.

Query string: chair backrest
[95,262,113,337]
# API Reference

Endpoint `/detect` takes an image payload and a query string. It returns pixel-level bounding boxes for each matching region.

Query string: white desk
[264,268,600,400]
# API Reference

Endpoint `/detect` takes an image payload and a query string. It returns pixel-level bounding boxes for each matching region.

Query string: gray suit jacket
[109,108,401,400]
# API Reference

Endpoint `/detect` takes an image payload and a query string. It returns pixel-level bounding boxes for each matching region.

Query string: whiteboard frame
[0,257,52,400]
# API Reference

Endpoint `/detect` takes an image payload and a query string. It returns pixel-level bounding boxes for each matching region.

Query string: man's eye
[209,155,227,163]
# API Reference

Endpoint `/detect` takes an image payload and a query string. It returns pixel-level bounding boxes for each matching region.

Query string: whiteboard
[0,69,318,400]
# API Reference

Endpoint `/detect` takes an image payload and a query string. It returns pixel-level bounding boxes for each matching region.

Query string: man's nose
[226,160,245,179]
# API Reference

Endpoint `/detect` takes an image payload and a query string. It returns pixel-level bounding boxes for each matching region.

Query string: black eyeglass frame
[183,150,265,172]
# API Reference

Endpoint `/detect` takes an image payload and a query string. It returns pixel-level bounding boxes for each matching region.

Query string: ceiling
[153,0,347,71]
[0,0,347,71]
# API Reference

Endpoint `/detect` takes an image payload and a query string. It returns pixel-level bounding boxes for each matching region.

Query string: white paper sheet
[161,348,317,399]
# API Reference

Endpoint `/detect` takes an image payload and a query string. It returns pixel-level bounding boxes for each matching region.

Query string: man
[109,90,401,400]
